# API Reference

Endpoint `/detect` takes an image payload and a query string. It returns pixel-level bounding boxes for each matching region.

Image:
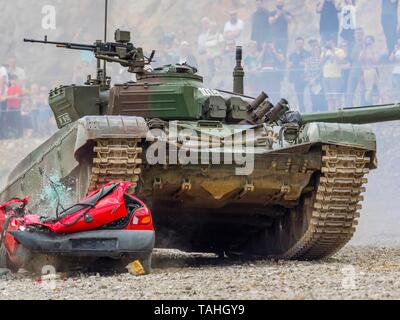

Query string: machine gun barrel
[23,38,96,52]
[301,103,400,125]
[23,31,150,76]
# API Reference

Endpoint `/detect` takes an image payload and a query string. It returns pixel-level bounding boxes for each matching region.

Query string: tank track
[88,139,143,193]
[281,145,370,260]
[86,140,370,260]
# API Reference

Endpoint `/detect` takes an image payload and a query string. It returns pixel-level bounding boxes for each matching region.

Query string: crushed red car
[0,182,155,274]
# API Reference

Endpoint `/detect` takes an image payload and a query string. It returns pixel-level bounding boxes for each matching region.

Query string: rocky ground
[1,246,399,300]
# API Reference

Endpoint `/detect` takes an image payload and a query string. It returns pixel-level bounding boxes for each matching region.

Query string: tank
[2,29,400,260]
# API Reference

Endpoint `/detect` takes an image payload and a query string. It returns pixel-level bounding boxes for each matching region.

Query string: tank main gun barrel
[301,104,400,125]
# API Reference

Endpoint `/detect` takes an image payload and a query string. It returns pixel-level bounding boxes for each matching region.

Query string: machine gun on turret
[24,29,155,87]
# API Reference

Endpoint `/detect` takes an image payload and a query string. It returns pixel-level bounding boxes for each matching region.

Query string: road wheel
[237,190,315,259]
[243,146,368,260]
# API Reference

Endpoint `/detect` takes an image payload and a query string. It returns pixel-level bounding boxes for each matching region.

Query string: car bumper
[10,230,155,258]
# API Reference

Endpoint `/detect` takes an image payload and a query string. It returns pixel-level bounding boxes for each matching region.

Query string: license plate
[70,238,117,250]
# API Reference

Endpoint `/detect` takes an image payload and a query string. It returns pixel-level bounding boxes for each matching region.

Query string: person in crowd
[244,41,262,95]
[205,21,225,76]
[251,0,271,50]
[360,35,380,104]
[72,60,90,85]
[155,33,179,68]
[269,0,293,57]
[198,17,211,55]
[197,17,211,74]
[210,55,230,90]
[339,0,357,52]
[27,83,41,136]
[259,40,285,103]
[339,40,352,103]
[7,56,26,87]
[21,87,33,138]
[381,0,399,55]
[223,39,238,73]
[178,41,198,67]
[6,75,23,139]
[244,41,261,72]
[0,64,9,88]
[223,11,245,48]
[0,64,8,140]
[288,37,311,112]
[321,39,346,111]
[317,0,341,45]
[79,34,97,64]
[305,39,327,112]
[37,86,56,137]
[345,27,365,106]
[389,38,400,101]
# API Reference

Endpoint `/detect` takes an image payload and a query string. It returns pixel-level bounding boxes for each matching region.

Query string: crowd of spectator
[0,56,55,140]
[150,0,400,113]
[2,0,400,142]
[246,0,399,111]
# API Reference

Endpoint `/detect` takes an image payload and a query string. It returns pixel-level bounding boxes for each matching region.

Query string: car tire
[0,244,20,273]
[0,244,7,269]
[141,254,152,275]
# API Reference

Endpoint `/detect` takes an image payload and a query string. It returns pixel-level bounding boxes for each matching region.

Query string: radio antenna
[102,0,108,86]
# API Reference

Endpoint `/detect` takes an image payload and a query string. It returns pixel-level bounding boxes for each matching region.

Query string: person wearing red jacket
[6,75,23,138]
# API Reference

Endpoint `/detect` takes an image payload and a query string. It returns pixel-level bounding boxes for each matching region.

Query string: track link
[88,139,143,193]
[282,145,370,260]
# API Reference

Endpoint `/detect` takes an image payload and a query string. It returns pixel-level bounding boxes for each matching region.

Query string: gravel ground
[0,246,399,300]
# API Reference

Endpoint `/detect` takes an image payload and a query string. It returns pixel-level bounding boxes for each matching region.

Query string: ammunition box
[115,30,131,43]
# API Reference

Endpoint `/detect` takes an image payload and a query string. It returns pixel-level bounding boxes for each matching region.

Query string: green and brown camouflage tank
[2,30,400,260]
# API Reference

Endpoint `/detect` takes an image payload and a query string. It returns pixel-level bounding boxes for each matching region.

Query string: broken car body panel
[0,182,155,272]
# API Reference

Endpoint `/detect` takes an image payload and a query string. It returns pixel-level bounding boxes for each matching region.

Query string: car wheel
[0,244,20,273]
[141,254,152,275]
[224,251,243,260]
[0,244,7,269]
